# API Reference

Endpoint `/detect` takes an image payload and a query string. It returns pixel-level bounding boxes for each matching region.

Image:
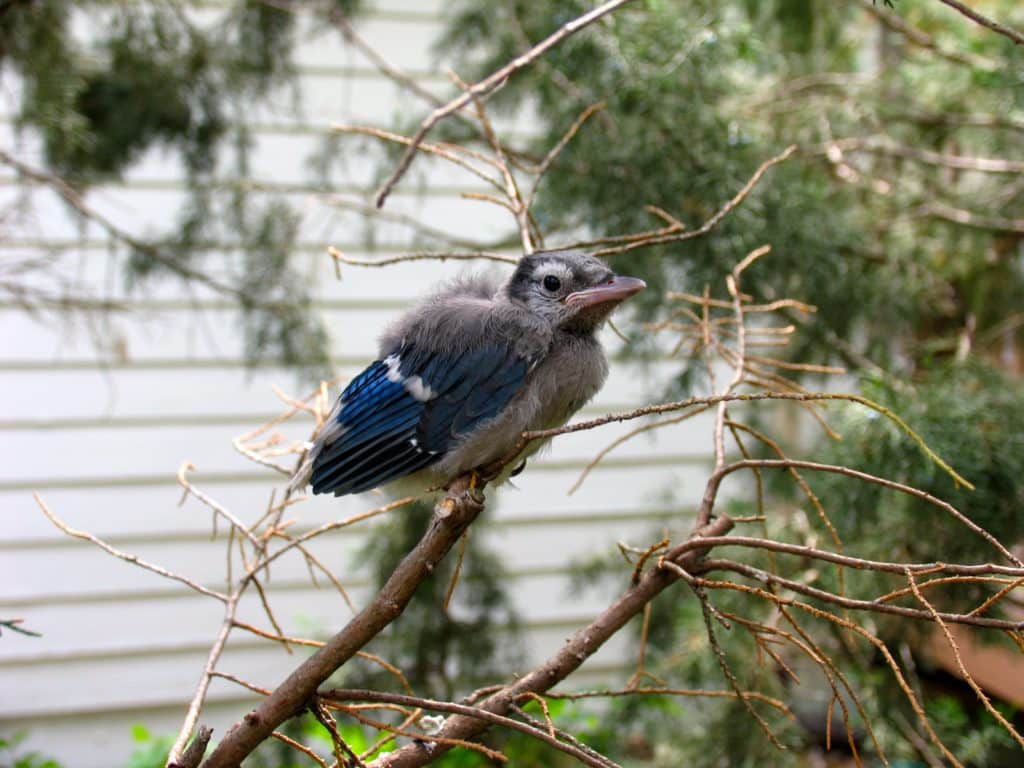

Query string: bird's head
[505,250,646,334]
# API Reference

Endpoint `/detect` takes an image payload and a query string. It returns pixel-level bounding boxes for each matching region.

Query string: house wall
[0,3,714,764]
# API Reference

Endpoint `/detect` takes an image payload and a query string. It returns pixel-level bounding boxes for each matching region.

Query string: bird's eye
[543,275,562,292]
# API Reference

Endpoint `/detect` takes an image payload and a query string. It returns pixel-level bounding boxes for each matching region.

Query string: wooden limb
[374,0,637,207]
[932,0,1024,46]
[167,726,214,768]
[199,478,487,767]
[370,514,735,767]
[320,689,621,768]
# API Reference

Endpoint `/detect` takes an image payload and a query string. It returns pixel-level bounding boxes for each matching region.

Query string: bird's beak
[565,275,646,310]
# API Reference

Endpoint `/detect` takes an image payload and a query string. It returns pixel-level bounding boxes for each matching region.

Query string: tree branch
[808,137,1024,174]
[858,0,999,70]
[590,145,797,257]
[0,148,248,303]
[371,514,734,767]
[932,0,1024,46]
[320,690,621,768]
[200,478,487,767]
[373,0,637,208]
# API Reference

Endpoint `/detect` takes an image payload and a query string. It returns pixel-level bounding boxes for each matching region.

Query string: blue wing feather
[310,341,533,496]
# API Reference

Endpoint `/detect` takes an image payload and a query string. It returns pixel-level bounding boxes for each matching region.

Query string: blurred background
[1,1,1022,766]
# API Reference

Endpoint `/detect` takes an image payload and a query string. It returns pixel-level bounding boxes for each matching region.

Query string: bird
[290,250,645,498]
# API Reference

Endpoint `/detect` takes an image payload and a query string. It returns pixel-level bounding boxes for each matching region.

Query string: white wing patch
[383,353,436,402]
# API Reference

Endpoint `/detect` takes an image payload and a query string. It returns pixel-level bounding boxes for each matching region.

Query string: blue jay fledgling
[291,250,645,497]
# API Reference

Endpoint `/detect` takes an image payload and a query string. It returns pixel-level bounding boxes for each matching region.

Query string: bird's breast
[435,334,608,482]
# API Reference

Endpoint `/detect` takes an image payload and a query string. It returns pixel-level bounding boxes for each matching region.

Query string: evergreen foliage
[438,1,1024,762]
[439,0,1023,375]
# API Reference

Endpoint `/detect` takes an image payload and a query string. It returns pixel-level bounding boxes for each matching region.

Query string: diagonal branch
[932,0,1024,46]
[0,148,248,303]
[374,0,637,208]
[321,689,621,768]
[199,478,487,768]
[858,0,999,70]
[371,513,735,767]
[591,145,797,257]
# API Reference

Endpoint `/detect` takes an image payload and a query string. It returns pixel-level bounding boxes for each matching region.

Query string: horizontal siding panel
[0,407,712,485]
[68,7,448,74]
[1,643,635,720]
[0,248,517,306]
[291,15,448,72]
[1,572,644,702]
[1,305,398,362]
[1,306,653,365]
[1,114,537,194]
[0,183,518,243]
[1,512,687,606]
[0,556,656,666]
[4,462,705,544]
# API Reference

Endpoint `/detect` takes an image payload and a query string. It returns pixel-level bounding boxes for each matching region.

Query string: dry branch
[591,145,797,257]
[810,137,1024,174]
[200,479,486,767]
[858,0,999,70]
[374,0,637,207]
[321,689,622,768]
[371,515,735,768]
[932,0,1024,46]
[0,149,252,305]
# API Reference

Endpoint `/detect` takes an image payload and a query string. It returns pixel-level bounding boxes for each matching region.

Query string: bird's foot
[462,470,485,505]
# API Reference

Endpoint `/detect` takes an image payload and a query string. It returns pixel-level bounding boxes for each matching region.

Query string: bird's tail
[286,442,317,496]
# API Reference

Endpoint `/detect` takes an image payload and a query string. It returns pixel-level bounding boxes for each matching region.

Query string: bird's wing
[310,341,533,496]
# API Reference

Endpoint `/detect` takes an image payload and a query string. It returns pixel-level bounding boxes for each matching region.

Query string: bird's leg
[509,459,528,478]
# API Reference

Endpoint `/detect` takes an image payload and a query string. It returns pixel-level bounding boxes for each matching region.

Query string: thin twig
[592,146,797,257]
[34,494,228,603]
[932,0,1024,46]
[906,571,1024,749]
[321,689,622,768]
[374,0,638,207]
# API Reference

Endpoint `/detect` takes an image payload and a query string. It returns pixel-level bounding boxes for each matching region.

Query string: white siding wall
[0,4,713,764]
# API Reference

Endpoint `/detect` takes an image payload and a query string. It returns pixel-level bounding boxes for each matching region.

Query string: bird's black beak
[565,275,646,310]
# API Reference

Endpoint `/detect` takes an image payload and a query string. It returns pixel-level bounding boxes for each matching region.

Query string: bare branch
[374,0,638,207]
[906,571,1024,749]
[0,148,249,304]
[932,0,1024,46]
[167,726,214,768]
[34,493,228,603]
[371,515,735,768]
[200,479,487,767]
[809,137,1024,174]
[858,0,999,70]
[699,560,1023,630]
[591,145,797,257]
[329,246,517,270]
[321,689,622,768]
[915,202,1024,235]
[494,390,973,493]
